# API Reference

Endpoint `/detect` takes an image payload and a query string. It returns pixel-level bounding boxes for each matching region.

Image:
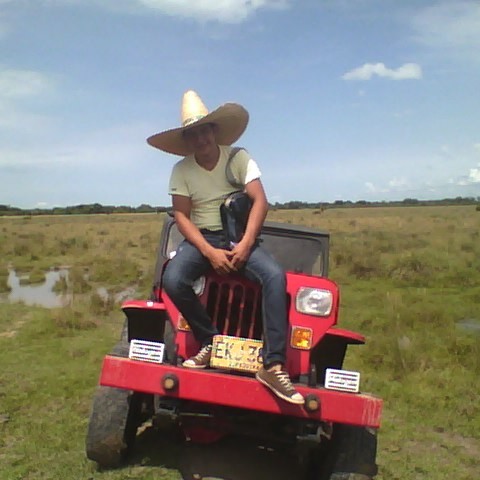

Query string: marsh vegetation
[0,206,479,479]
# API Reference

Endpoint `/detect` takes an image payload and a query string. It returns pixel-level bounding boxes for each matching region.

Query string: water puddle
[5,269,71,308]
[456,318,480,336]
[2,268,137,308]
[97,286,137,303]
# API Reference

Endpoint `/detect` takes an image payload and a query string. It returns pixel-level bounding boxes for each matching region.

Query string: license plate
[129,339,165,364]
[211,335,263,373]
[325,368,360,393]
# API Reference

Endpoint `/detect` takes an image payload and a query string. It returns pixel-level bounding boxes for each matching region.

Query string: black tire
[109,320,130,357]
[308,425,378,480]
[85,386,142,469]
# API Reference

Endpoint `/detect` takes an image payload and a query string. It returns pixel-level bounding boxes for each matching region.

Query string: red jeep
[86,216,383,479]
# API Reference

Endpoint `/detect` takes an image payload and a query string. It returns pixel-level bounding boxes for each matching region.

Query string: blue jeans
[162,232,287,366]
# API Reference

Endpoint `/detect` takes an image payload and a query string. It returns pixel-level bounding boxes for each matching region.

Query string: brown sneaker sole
[182,358,210,369]
[255,371,305,405]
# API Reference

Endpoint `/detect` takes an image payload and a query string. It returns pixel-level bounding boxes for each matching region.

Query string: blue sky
[1,0,479,208]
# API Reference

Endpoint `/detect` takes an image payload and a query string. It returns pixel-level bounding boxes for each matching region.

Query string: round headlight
[192,276,206,296]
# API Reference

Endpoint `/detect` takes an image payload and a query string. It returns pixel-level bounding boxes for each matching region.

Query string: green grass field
[1,206,479,479]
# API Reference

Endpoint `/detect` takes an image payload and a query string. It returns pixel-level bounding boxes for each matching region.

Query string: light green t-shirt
[168,145,261,230]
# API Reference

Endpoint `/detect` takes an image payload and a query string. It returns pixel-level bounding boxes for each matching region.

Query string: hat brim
[147,103,249,156]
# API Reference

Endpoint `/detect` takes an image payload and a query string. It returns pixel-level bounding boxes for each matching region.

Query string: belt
[200,228,224,235]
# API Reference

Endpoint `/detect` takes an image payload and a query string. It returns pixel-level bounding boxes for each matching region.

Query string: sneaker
[182,344,213,369]
[256,366,305,405]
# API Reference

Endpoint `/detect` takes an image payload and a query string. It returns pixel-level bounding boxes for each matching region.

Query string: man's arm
[229,178,268,269]
[172,195,234,275]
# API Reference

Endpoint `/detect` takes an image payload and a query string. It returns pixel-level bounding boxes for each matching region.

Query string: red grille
[203,277,263,340]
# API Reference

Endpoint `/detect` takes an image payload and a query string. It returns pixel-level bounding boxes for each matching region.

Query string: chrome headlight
[296,287,333,316]
[192,276,206,296]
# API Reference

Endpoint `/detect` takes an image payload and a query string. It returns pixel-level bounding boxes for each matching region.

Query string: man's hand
[229,241,252,270]
[206,248,235,275]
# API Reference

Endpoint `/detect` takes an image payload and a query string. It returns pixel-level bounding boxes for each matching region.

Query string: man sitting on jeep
[147,90,304,405]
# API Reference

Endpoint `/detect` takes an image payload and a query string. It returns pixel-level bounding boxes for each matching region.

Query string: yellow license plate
[211,335,263,373]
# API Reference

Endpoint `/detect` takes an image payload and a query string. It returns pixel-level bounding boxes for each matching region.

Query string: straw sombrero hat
[147,90,249,156]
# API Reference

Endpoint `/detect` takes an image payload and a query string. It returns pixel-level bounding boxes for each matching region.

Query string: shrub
[66,267,92,294]
[23,269,46,285]
[89,290,116,316]
[0,269,10,293]
[51,304,99,333]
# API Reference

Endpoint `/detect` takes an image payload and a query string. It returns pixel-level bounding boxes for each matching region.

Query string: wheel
[328,425,378,479]
[85,386,143,468]
[307,425,378,480]
[109,320,130,357]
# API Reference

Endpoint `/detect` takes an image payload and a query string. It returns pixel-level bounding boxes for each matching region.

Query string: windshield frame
[153,217,330,286]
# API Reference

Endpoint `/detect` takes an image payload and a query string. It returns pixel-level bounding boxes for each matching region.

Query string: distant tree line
[0,196,479,217]
[0,203,168,216]
[271,196,480,210]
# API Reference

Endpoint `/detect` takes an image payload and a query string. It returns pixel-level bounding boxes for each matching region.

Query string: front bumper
[99,355,383,428]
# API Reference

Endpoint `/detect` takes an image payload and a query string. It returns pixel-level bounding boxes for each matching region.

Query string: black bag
[220,190,252,245]
[220,147,253,245]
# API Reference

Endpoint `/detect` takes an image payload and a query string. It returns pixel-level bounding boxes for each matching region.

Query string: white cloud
[364,182,389,194]
[0,67,52,99]
[411,1,480,50]
[457,146,480,184]
[467,165,480,184]
[342,62,422,81]
[0,100,54,131]
[365,177,415,196]
[450,160,480,186]
[0,67,55,131]
[0,122,156,168]
[388,177,409,188]
[139,0,290,23]
[35,0,290,23]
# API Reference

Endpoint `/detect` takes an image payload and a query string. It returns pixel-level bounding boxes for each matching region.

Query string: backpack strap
[225,147,245,189]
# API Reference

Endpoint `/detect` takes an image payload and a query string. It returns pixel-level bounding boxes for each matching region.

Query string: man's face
[183,123,217,156]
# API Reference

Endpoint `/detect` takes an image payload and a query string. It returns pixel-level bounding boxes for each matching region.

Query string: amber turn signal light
[177,314,191,331]
[290,326,313,350]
